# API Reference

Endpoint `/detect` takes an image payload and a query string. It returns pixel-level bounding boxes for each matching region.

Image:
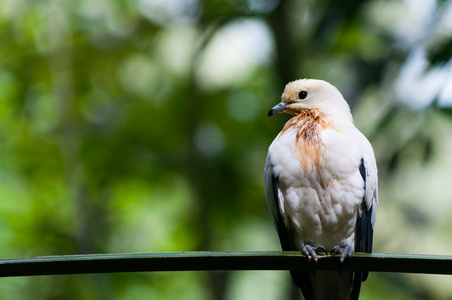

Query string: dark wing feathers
[351,158,374,299]
[357,157,374,254]
[270,176,294,251]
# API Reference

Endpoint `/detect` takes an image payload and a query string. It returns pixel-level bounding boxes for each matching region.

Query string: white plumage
[265,79,378,300]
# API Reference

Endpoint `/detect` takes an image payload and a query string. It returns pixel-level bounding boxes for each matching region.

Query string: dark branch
[0,252,451,277]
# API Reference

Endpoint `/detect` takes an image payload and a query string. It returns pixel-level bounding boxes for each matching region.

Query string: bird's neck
[280,109,338,141]
[279,109,340,175]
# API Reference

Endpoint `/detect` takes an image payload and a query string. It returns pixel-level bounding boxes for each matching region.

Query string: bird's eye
[298,91,308,99]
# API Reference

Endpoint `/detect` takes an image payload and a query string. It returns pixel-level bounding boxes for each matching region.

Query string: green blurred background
[0,0,452,299]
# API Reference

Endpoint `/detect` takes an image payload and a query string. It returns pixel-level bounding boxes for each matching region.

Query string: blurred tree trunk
[183,25,230,300]
[49,5,112,299]
[183,87,231,300]
[270,1,303,299]
[269,0,299,88]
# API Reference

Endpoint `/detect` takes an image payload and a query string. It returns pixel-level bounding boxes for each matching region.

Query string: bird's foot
[331,245,353,263]
[301,244,328,263]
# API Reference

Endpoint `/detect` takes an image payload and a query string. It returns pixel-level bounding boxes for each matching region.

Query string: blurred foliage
[0,0,451,299]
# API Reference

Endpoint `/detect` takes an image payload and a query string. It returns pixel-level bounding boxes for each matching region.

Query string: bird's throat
[279,109,337,174]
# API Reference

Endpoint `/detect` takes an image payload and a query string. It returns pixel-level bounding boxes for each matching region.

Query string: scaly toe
[331,246,354,263]
[314,245,328,256]
[302,244,318,262]
[301,244,329,263]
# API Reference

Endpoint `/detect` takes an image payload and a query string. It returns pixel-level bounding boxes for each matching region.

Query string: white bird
[265,79,378,300]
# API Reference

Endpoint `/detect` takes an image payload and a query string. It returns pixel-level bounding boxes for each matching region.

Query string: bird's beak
[268,102,287,116]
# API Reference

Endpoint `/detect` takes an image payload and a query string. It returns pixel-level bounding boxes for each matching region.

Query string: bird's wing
[358,137,378,254]
[264,159,293,251]
[352,136,378,299]
[264,158,314,300]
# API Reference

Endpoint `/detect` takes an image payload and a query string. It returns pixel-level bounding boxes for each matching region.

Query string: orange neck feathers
[279,109,339,174]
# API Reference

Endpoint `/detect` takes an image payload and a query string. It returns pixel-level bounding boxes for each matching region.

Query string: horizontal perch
[0,251,451,277]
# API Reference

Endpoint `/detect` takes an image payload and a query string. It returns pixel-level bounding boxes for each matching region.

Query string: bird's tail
[292,270,356,300]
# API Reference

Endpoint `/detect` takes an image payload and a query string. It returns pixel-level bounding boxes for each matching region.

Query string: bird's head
[268,79,352,123]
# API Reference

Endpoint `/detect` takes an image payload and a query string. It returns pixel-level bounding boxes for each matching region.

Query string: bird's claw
[301,244,328,263]
[331,245,353,263]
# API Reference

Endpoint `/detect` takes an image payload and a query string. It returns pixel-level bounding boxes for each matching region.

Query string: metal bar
[0,252,451,277]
